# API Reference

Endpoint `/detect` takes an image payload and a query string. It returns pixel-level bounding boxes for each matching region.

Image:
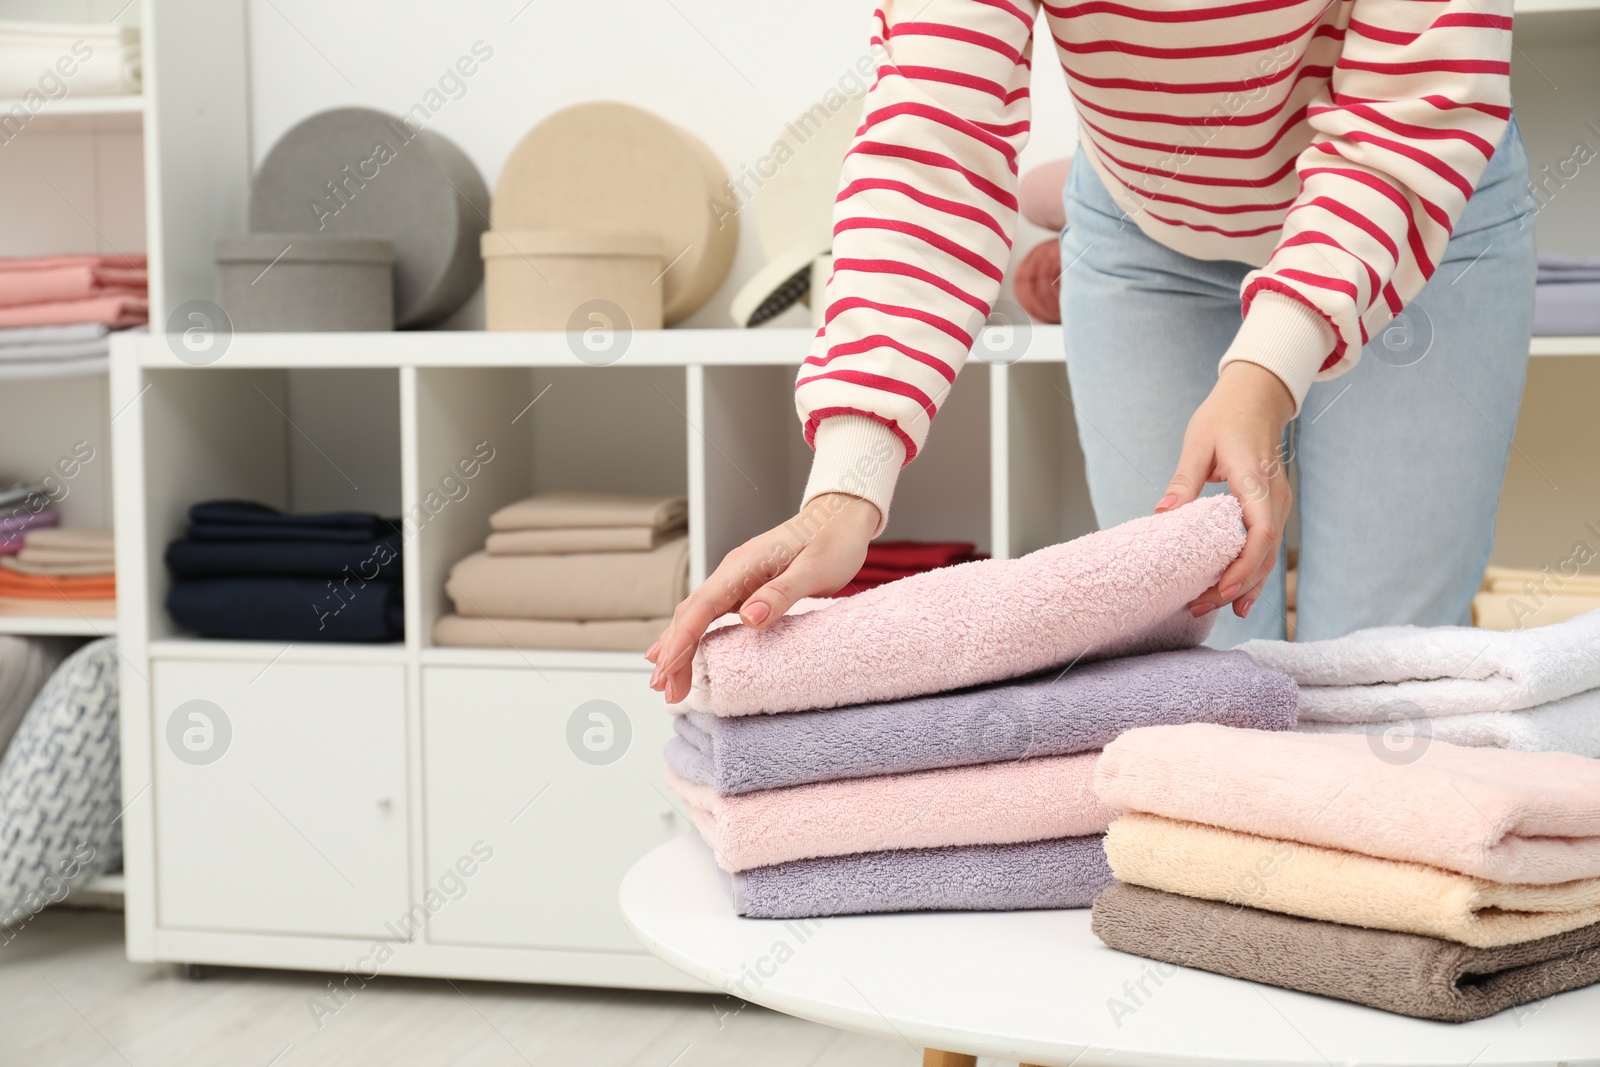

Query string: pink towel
[666,752,1112,871]
[0,254,147,273]
[0,295,148,329]
[0,266,146,309]
[1096,723,1600,885]
[686,495,1245,716]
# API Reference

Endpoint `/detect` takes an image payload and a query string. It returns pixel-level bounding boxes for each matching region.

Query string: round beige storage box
[215,234,394,332]
[481,231,663,331]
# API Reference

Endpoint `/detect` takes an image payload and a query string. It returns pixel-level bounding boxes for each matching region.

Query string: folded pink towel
[1096,723,1600,885]
[0,265,147,308]
[666,752,1112,871]
[0,295,148,329]
[686,496,1245,716]
[0,254,148,273]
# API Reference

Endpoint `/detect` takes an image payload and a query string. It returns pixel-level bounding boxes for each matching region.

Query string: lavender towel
[667,648,1297,794]
[729,836,1113,919]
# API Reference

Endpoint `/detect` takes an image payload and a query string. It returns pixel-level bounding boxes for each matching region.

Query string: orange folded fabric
[0,570,117,600]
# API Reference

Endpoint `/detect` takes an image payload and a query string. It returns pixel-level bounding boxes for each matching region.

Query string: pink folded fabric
[0,295,148,329]
[1096,723,1600,885]
[0,254,147,273]
[0,265,147,308]
[685,496,1244,716]
[666,752,1113,871]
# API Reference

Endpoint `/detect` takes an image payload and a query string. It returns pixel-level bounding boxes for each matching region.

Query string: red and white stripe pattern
[797,0,1512,513]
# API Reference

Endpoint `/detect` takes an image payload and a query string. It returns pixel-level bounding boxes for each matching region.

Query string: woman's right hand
[646,492,880,704]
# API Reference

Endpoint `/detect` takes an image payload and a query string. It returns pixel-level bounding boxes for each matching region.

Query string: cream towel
[1484,564,1600,596]
[1238,608,1600,720]
[485,524,683,555]
[1105,813,1600,949]
[1474,591,1600,631]
[22,526,113,551]
[488,491,687,532]
[444,536,688,621]
[14,546,115,566]
[1096,724,1600,884]
[0,556,113,577]
[431,614,668,651]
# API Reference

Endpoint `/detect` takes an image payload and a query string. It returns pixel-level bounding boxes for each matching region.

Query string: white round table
[620,836,1600,1067]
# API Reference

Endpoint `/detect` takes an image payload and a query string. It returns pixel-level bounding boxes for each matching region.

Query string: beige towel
[1484,564,1600,596]
[432,614,668,651]
[1474,591,1600,631]
[445,536,688,620]
[0,556,114,577]
[14,546,116,566]
[488,491,688,532]
[1105,812,1600,949]
[23,527,113,551]
[485,524,684,555]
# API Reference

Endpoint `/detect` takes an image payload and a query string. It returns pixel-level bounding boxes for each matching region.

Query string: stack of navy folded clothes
[165,501,403,642]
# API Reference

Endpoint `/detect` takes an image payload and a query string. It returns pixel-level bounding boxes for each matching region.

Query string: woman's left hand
[1158,361,1296,619]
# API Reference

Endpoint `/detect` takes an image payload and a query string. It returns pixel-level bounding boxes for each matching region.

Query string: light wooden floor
[0,910,1008,1066]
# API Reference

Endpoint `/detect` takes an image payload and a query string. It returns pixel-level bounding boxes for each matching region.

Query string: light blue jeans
[1059,118,1537,647]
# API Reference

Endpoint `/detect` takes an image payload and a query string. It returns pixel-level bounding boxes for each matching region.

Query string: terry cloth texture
[666,648,1298,794]
[1105,812,1600,949]
[1237,609,1600,720]
[1300,686,1600,758]
[165,532,402,580]
[685,496,1245,716]
[445,536,689,621]
[1091,882,1600,1023]
[166,576,402,642]
[731,835,1113,919]
[1095,724,1600,885]
[432,614,670,652]
[665,751,1112,872]
[488,491,688,532]
[485,525,682,555]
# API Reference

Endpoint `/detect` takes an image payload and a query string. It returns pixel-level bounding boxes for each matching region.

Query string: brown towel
[1092,882,1600,1023]
[445,536,689,620]
[485,524,684,555]
[432,614,668,651]
[23,527,114,551]
[488,491,688,532]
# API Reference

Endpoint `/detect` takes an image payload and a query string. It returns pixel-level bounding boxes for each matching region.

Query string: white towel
[1300,687,1600,758]
[1238,609,1600,722]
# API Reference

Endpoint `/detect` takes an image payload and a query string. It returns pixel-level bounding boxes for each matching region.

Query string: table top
[620,836,1600,1067]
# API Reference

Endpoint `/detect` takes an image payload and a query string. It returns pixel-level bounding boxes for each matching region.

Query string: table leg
[922,1052,977,1067]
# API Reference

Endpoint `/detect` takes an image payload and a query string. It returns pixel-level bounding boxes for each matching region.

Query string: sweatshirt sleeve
[1219,0,1514,413]
[795,0,1037,533]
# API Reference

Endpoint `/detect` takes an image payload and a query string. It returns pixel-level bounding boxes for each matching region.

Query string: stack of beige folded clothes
[1474,564,1600,630]
[434,491,688,651]
[0,527,115,616]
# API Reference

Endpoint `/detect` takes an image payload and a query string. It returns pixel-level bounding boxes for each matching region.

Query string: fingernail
[1218,582,1242,601]
[742,601,770,626]
[1155,494,1178,513]
[1190,602,1214,618]
[1239,599,1254,618]
[646,641,660,660]
[650,666,662,687]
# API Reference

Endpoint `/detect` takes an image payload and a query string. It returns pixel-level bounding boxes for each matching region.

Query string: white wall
[244,0,1079,331]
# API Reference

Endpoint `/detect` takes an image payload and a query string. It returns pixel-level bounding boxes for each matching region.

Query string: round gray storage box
[249,107,489,328]
[215,234,395,332]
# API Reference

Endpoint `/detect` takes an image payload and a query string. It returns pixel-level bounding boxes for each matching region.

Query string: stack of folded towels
[0,255,148,380]
[434,491,687,651]
[1092,723,1600,1022]
[0,21,142,98]
[1533,251,1600,336]
[664,495,1302,919]
[827,539,986,597]
[165,500,403,642]
[1474,564,1600,630]
[0,524,115,613]
[1,481,57,555]
[1240,607,1600,757]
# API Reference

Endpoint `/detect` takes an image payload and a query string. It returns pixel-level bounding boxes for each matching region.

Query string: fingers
[650,555,772,702]
[738,555,836,631]
[1190,472,1289,616]
[1157,437,1214,513]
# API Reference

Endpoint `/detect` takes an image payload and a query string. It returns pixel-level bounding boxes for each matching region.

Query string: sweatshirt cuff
[801,415,906,538]
[1218,292,1339,417]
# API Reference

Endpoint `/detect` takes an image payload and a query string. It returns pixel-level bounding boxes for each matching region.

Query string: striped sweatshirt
[797,0,1514,529]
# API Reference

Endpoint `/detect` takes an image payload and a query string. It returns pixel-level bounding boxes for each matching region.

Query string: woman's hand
[646,493,880,703]
[1159,361,1295,619]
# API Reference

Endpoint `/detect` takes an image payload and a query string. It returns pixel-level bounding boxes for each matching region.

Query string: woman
[650,0,1534,703]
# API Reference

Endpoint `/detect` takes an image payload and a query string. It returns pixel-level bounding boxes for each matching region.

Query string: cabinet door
[153,660,409,938]
[422,667,681,952]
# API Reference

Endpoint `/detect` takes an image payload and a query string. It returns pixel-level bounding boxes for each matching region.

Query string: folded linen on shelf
[432,614,668,652]
[685,496,1245,716]
[1,557,113,577]
[488,491,688,532]
[1533,282,1600,337]
[19,526,112,552]
[1237,609,1600,720]
[187,500,394,533]
[0,355,110,381]
[164,532,400,579]
[1300,687,1600,758]
[1484,564,1600,596]
[1473,591,1600,631]
[1090,882,1600,1023]
[0,24,142,97]
[166,576,403,642]
[445,536,689,620]
[0,506,58,544]
[485,525,683,555]
[1095,725,1600,884]
[1105,812,1600,948]
[665,751,1112,872]
[0,324,112,362]
[0,570,114,600]
[666,648,1298,794]
[731,835,1114,919]
[0,295,147,329]
[0,263,146,309]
